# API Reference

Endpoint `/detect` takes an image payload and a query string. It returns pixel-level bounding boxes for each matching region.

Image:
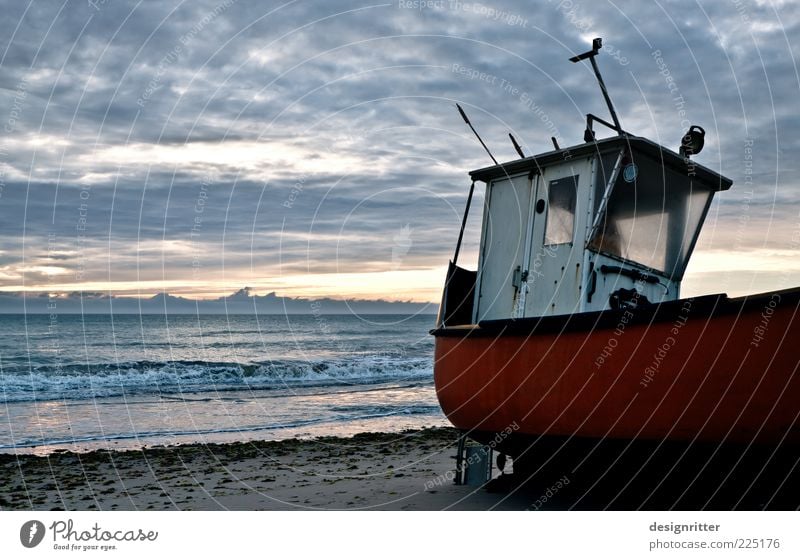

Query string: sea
[0,313,448,455]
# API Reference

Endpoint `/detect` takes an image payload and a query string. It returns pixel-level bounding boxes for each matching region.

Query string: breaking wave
[0,357,433,403]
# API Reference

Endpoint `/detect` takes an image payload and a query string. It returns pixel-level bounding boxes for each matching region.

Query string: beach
[0,427,535,511]
[0,314,524,510]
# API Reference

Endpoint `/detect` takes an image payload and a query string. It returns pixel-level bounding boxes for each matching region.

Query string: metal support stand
[454,432,495,486]
[455,431,467,485]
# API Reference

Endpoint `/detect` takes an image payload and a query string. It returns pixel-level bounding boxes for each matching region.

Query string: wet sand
[0,428,533,511]
[4,427,799,510]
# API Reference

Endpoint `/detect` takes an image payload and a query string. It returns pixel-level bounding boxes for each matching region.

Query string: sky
[0,0,799,304]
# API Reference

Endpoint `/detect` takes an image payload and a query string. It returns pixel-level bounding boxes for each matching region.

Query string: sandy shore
[0,428,535,511]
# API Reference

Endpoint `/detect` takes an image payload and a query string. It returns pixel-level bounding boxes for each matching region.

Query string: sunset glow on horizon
[1,1,799,309]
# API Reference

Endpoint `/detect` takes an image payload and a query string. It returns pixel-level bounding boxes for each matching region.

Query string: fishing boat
[432,39,800,481]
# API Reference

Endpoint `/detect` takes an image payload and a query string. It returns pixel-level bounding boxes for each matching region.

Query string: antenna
[456,103,498,165]
[509,133,525,158]
[570,38,622,139]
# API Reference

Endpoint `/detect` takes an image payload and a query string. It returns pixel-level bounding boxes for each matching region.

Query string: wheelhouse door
[524,161,585,317]
[474,174,534,321]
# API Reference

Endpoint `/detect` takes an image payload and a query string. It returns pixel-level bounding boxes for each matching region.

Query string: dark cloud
[0,0,798,299]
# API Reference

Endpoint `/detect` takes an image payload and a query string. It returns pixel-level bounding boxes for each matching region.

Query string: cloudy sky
[0,0,798,303]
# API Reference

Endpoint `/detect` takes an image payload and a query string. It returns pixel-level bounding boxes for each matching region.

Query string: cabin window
[544,175,577,245]
[588,156,713,277]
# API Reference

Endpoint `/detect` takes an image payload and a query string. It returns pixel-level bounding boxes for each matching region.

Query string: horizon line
[0,287,439,306]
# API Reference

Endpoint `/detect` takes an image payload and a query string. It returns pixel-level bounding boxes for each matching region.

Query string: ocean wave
[198,329,280,337]
[0,357,433,403]
[0,403,443,450]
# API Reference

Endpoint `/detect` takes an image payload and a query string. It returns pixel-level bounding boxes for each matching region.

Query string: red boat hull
[433,290,800,446]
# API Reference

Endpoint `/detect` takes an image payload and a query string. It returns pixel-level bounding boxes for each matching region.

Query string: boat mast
[570,38,623,140]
